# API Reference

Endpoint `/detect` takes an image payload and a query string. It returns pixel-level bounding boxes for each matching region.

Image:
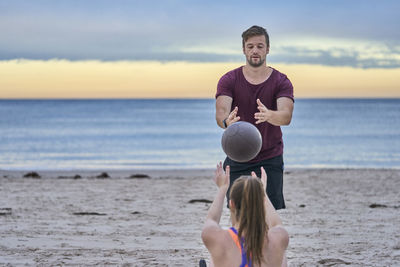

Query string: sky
[1,0,399,98]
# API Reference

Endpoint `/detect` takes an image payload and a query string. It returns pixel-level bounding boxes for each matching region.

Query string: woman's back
[205,225,288,267]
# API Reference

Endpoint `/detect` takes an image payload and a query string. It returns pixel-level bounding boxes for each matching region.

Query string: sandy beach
[0,168,399,266]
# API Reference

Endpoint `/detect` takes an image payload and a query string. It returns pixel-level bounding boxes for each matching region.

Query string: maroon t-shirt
[216,66,294,163]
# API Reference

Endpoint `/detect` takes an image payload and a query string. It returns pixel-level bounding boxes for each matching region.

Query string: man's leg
[259,155,285,210]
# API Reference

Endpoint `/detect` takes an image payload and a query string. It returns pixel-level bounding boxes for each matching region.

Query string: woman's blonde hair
[230,176,268,266]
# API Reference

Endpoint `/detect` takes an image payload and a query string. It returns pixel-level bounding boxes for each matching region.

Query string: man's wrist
[223,118,228,128]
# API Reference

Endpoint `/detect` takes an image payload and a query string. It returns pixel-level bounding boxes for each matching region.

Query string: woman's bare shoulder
[202,222,233,251]
[267,225,289,249]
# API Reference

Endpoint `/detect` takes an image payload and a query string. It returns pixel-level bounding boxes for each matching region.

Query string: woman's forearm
[206,187,228,223]
[264,195,282,228]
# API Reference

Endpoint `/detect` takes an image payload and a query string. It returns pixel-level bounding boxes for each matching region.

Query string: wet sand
[0,168,399,266]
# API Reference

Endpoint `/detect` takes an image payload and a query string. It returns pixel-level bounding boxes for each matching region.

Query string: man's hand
[254,99,272,124]
[225,107,240,127]
[214,162,230,190]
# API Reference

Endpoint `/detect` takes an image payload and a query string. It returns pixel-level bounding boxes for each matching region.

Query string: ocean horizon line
[1,97,399,101]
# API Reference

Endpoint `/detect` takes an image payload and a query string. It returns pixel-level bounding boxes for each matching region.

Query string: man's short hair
[242,25,270,48]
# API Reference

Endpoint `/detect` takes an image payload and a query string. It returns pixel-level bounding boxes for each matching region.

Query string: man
[215,25,294,210]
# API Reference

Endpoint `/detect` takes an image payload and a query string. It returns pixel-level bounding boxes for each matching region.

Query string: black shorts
[223,154,286,210]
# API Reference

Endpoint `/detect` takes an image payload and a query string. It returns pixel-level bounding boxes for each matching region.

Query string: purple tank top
[216,66,294,162]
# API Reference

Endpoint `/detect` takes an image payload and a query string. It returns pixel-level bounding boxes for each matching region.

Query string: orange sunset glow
[1,60,399,99]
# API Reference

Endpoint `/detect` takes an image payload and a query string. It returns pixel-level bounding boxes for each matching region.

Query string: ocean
[0,99,399,170]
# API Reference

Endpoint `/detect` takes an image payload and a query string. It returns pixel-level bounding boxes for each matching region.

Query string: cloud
[2,41,399,69]
[0,0,399,68]
[269,40,400,69]
[162,39,400,68]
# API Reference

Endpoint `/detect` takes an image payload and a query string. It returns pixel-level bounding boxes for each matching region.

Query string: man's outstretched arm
[254,97,294,126]
[216,95,240,128]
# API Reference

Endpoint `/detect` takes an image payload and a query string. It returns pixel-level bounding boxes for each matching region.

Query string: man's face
[243,35,269,68]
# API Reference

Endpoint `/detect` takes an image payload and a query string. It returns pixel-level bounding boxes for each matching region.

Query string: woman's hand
[251,166,267,194]
[214,162,230,190]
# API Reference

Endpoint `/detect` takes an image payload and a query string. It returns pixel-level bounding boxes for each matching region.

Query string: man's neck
[244,63,268,72]
[243,64,271,84]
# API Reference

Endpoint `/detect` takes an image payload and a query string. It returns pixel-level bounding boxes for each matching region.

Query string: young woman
[201,163,289,267]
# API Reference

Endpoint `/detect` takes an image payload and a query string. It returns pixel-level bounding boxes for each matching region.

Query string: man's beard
[247,56,265,67]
